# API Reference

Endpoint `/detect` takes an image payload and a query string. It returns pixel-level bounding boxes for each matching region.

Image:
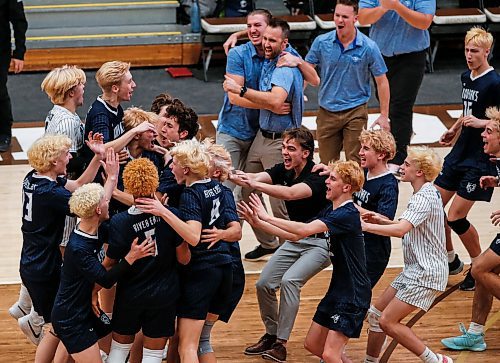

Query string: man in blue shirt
[359,0,435,171]
[223,18,305,260]
[297,0,390,165]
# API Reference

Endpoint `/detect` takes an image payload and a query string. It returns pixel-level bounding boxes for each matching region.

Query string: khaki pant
[316,103,367,164]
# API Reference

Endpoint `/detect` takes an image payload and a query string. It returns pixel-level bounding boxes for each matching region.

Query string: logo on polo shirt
[466,182,476,194]
[331,314,340,323]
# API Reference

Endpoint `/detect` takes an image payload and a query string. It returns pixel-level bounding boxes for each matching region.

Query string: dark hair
[336,0,359,14]
[166,99,200,140]
[268,18,290,39]
[283,128,314,160]
[150,92,174,114]
[248,8,272,24]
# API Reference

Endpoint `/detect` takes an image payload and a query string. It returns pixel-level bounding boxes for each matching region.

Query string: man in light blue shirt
[359,0,435,170]
[282,0,390,164]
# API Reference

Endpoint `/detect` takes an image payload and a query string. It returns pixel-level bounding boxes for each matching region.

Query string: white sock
[18,284,32,310]
[468,322,484,335]
[142,347,164,363]
[447,250,456,263]
[419,346,438,363]
[470,257,477,265]
[29,307,45,326]
[364,354,379,363]
[106,340,133,363]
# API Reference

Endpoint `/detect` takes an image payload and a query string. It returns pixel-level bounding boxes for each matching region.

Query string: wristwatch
[240,85,247,97]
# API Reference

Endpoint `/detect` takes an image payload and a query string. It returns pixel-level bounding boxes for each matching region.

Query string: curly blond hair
[123,107,159,131]
[328,160,364,193]
[95,61,130,92]
[359,129,396,161]
[123,158,159,198]
[41,65,86,105]
[170,139,210,179]
[486,106,500,133]
[203,138,232,182]
[69,183,104,218]
[28,134,72,173]
[465,27,493,49]
[407,146,442,182]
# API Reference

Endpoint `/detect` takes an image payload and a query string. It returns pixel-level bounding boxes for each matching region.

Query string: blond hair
[41,65,86,105]
[203,138,232,182]
[95,61,130,92]
[123,158,159,198]
[465,27,493,49]
[328,160,364,193]
[123,107,159,131]
[407,146,442,182]
[28,134,72,173]
[170,139,210,179]
[359,129,396,161]
[69,183,104,218]
[485,106,500,133]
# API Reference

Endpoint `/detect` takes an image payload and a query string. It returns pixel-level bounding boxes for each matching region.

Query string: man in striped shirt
[362,147,452,363]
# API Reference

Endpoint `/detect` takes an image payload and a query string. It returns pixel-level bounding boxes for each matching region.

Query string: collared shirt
[218,41,264,141]
[258,55,304,132]
[305,30,387,112]
[359,0,435,56]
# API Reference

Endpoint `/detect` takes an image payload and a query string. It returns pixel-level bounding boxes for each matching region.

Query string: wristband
[240,85,247,97]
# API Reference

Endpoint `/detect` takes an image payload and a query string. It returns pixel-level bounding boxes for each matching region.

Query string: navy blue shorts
[313,302,367,339]
[53,313,111,354]
[434,163,494,202]
[490,233,500,256]
[112,302,176,338]
[177,264,233,320]
[21,274,59,323]
[218,260,245,323]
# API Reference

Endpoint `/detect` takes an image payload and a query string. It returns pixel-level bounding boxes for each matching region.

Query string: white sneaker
[8,302,30,320]
[18,314,44,345]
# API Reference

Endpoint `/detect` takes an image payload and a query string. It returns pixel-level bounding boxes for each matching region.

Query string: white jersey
[399,182,448,291]
[45,105,84,153]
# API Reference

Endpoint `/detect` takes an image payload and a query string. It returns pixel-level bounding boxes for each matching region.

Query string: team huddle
[6,2,500,363]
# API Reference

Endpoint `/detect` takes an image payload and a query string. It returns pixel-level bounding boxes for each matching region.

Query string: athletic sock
[29,308,44,326]
[18,284,32,311]
[419,346,439,363]
[198,320,215,355]
[364,354,379,363]
[470,257,477,265]
[142,347,164,363]
[468,322,485,335]
[106,340,133,363]
[447,250,456,263]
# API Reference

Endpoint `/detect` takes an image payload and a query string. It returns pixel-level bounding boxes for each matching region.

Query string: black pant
[0,52,13,136]
[384,49,427,165]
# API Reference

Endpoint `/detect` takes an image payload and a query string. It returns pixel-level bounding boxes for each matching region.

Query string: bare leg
[166,334,180,363]
[447,196,481,258]
[71,342,102,363]
[304,321,329,358]
[177,318,205,363]
[54,341,72,363]
[366,286,397,358]
[35,329,60,363]
[322,330,349,363]
[472,251,500,299]
[128,330,144,363]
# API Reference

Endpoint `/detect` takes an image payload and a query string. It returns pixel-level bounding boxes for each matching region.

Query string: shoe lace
[458,322,468,335]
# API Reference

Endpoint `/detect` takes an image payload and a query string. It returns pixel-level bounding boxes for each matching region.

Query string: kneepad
[448,217,470,235]
[367,306,383,333]
[198,321,215,356]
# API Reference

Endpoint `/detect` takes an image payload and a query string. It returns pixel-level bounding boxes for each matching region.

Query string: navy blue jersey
[266,160,329,222]
[52,229,118,327]
[107,206,182,306]
[158,159,185,208]
[354,170,398,250]
[445,69,500,168]
[180,179,232,270]
[20,170,71,280]
[221,185,241,262]
[318,202,371,309]
[142,150,165,175]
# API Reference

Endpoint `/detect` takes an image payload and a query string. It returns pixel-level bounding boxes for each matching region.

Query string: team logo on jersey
[330,314,340,324]
[466,182,476,194]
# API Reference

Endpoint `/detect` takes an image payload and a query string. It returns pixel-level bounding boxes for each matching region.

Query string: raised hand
[86,131,105,158]
[100,147,119,182]
[248,193,270,221]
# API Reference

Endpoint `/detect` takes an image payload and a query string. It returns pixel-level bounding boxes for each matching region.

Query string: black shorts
[218,260,245,323]
[112,301,176,339]
[365,238,391,288]
[434,163,494,202]
[490,233,500,256]
[20,275,59,323]
[53,313,111,354]
[313,302,367,339]
[177,264,233,320]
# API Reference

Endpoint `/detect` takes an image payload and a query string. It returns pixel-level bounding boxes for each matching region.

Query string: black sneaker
[244,333,277,355]
[449,254,464,275]
[459,268,475,291]
[244,245,278,261]
[262,342,287,362]
[0,134,11,153]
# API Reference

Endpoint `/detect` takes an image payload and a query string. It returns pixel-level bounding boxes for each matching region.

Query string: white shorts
[391,272,440,311]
